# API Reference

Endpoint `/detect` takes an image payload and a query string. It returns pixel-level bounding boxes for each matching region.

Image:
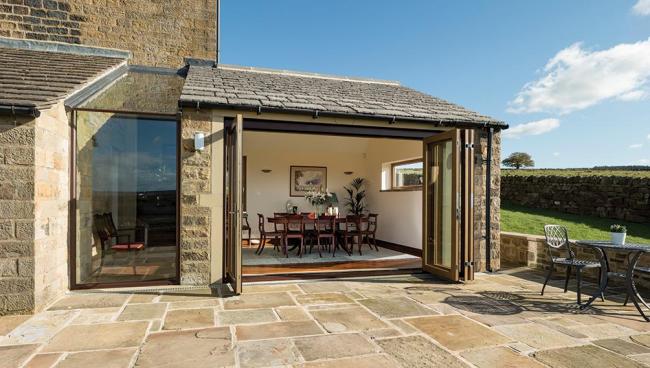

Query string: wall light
[261,169,272,173]
[344,171,354,175]
[194,132,205,151]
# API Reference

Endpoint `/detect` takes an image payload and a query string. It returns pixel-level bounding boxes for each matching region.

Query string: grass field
[501,202,650,243]
[502,169,650,178]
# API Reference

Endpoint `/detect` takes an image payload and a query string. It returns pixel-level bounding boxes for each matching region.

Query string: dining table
[266,214,359,255]
[576,240,650,321]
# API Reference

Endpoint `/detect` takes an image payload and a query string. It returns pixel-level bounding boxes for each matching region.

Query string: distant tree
[502,152,535,169]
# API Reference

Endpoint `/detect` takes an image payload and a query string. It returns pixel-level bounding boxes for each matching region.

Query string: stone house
[0,0,506,315]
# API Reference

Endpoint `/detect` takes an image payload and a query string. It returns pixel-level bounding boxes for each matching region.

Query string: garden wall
[501,232,650,290]
[502,175,650,223]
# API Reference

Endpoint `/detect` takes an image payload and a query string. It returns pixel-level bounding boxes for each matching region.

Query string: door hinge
[464,261,474,267]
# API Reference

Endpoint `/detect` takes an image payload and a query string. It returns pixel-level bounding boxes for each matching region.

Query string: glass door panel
[74,111,178,287]
[224,115,243,294]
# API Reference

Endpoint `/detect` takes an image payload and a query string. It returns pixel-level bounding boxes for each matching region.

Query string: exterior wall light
[194,132,205,151]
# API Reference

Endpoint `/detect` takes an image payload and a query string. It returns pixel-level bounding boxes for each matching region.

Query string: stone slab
[43,321,149,352]
[295,293,354,306]
[358,297,437,319]
[533,344,646,368]
[118,303,167,321]
[56,348,136,368]
[163,308,214,330]
[128,294,159,304]
[275,306,310,321]
[135,327,234,368]
[237,338,300,368]
[376,335,469,368]
[217,309,277,325]
[494,322,581,350]
[72,307,122,324]
[594,338,650,356]
[310,307,387,333]
[297,354,399,368]
[23,353,62,368]
[294,333,378,361]
[48,293,129,310]
[461,347,546,368]
[0,344,39,368]
[568,323,639,339]
[243,284,301,293]
[407,315,511,351]
[0,315,30,335]
[168,299,221,310]
[4,310,75,344]
[223,292,295,310]
[236,320,323,341]
[298,282,351,293]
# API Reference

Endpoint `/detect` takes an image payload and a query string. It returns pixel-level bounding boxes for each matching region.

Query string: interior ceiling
[243,130,415,154]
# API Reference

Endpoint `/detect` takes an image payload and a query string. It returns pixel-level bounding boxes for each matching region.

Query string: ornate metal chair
[541,225,603,304]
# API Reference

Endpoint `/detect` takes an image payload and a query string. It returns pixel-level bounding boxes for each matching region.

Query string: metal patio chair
[541,225,603,305]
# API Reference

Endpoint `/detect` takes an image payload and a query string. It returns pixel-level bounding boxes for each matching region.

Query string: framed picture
[290,166,327,197]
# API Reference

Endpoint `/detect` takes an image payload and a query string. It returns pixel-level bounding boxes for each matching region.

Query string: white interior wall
[243,131,422,249]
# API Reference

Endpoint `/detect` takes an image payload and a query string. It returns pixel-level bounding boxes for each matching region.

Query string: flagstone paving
[5,267,650,367]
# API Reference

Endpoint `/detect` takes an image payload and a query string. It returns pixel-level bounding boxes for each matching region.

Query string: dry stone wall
[0,0,216,67]
[502,175,650,223]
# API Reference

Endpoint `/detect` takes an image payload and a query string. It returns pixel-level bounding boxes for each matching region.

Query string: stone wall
[501,231,650,289]
[0,113,36,315]
[473,129,502,272]
[0,0,216,67]
[33,103,69,311]
[502,175,650,223]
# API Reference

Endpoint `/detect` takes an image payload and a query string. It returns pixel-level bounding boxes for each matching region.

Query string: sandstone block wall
[0,114,36,315]
[502,175,650,223]
[0,0,216,67]
[473,129,502,272]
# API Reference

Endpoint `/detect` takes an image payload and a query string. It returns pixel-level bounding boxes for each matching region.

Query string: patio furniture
[311,215,337,257]
[94,214,145,274]
[255,214,283,255]
[577,240,650,321]
[102,212,144,245]
[540,225,602,305]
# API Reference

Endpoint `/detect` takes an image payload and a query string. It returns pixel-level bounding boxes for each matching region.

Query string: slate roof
[180,65,506,127]
[0,47,127,113]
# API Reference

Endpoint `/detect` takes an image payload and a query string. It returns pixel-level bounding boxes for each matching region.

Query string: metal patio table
[576,240,650,321]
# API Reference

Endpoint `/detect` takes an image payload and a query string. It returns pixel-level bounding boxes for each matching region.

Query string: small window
[391,159,423,190]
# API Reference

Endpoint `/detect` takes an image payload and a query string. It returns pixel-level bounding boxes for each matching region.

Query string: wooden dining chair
[311,215,337,257]
[256,214,283,255]
[285,214,306,257]
[362,213,379,251]
[94,214,145,274]
[344,215,365,255]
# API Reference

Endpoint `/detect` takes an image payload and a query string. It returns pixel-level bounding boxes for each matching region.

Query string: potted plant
[304,188,333,215]
[610,224,627,245]
[344,178,366,215]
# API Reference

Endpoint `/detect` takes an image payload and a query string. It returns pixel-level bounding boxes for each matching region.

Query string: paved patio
[3,267,650,368]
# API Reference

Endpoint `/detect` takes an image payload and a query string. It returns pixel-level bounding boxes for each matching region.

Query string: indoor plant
[610,224,627,245]
[344,177,367,215]
[305,189,333,215]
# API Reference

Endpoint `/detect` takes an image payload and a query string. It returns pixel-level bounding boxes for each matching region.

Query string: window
[390,159,423,190]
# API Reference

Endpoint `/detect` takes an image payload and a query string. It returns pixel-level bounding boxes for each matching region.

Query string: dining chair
[285,214,306,257]
[311,215,337,257]
[94,214,145,274]
[256,214,283,255]
[541,225,603,304]
[343,215,365,255]
[362,213,379,251]
[242,212,252,246]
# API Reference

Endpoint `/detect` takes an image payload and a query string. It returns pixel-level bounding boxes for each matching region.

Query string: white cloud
[639,159,650,165]
[630,143,644,149]
[633,0,650,15]
[502,118,560,139]
[508,38,650,114]
[647,134,650,140]
[553,152,560,157]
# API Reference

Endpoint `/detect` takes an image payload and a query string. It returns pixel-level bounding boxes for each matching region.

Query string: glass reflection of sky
[92,116,176,193]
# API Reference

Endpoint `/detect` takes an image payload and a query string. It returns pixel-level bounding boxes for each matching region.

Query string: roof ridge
[217,64,401,86]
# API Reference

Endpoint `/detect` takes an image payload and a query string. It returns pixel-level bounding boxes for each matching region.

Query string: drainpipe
[485,127,493,272]
[215,0,221,66]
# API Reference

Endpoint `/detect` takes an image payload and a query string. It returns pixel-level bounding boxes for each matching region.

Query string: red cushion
[111,243,145,251]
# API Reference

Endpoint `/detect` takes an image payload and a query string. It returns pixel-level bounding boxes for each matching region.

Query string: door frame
[68,108,181,290]
[223,114,243,293]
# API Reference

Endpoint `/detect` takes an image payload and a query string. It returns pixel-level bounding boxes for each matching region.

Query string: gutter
[0,104,40,118]
[178,100,509,130]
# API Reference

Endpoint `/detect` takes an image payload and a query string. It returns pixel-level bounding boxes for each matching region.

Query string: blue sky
[221,0,650,168]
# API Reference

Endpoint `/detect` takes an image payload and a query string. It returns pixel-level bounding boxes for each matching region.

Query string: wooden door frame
[223,114,243,293]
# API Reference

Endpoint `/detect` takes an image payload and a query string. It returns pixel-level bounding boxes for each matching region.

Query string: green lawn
[501,202,650,244]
